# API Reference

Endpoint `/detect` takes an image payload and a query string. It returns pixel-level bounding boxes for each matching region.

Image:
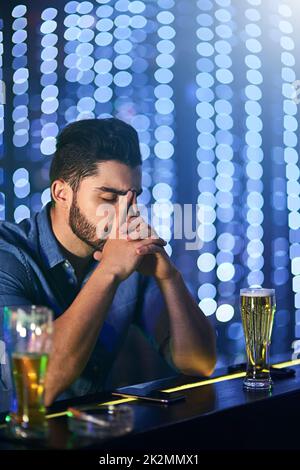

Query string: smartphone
[111,388,185,404]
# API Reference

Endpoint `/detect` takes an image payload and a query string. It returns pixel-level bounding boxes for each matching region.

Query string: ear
[51,179,73,208]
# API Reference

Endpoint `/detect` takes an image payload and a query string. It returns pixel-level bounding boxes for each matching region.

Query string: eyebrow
[94,186,143,196]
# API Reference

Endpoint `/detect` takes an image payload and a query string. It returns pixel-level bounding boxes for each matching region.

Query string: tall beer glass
[240,288,276,390]
[4,305,53,438]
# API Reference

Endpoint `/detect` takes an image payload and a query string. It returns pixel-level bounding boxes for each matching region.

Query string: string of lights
[11,4,30,223]
[278,3,300,343]
[243,0,264,289]
[152,0,176,257]
[214,0,235,324]
[0,17,4,220]
[196,0,218,319]
[39,7,59,208]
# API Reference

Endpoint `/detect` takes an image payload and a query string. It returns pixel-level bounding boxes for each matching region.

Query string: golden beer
[11,352,49,427]
[4,305,53,438]
[240,288,276,390]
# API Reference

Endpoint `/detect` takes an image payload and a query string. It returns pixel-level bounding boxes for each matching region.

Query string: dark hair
[49,118,142,202]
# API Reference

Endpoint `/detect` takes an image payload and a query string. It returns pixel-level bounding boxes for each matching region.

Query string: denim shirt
[0,202,168,399]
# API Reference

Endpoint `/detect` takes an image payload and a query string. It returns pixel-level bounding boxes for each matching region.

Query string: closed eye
[101,195,118,202]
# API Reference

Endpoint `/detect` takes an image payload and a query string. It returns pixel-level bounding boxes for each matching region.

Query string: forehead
[81,161,142,190]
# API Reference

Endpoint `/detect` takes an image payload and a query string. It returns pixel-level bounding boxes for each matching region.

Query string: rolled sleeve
[0,251,32,308]
[0,250,32,369]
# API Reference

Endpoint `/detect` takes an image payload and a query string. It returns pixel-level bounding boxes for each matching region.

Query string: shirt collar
[37,202,66,269]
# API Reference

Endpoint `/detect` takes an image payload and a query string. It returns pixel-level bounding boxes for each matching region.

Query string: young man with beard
[0,118,216,405]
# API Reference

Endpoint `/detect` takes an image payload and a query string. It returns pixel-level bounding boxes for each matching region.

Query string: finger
[127,220,150,240]
[120,216,145,236]
[135,238,167,250]
[136,244,165,255]
[128,195,140,218]
[126,220,163,241]
[111,191,133,238]
[120,219,166,245]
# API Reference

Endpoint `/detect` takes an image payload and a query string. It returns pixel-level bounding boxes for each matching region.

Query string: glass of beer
[3,305,53,439]
[240,288,276,390]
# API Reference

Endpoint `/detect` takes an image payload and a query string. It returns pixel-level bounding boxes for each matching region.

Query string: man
[0,118,216,406]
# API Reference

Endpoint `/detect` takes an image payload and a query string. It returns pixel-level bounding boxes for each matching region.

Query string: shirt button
[63,260,70,268]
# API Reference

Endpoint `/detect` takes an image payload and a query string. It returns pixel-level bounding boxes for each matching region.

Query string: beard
[69,193,105,251]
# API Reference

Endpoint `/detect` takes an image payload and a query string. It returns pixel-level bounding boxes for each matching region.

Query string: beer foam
[241,288,274,297]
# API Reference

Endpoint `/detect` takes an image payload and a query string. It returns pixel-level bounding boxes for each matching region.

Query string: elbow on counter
[171,331,217,378]
[172,350,217,379]
[177,335,217,377]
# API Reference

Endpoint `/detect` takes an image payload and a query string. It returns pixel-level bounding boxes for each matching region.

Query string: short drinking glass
[4,305,53,439]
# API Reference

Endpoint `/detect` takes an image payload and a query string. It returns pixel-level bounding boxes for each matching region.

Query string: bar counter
[1,358,300,451]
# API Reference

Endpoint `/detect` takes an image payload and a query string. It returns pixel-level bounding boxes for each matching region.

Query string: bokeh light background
[1,0,300,368]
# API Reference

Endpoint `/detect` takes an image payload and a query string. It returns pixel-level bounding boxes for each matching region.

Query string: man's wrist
[155,268,181,286]
[95,262,122,287]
